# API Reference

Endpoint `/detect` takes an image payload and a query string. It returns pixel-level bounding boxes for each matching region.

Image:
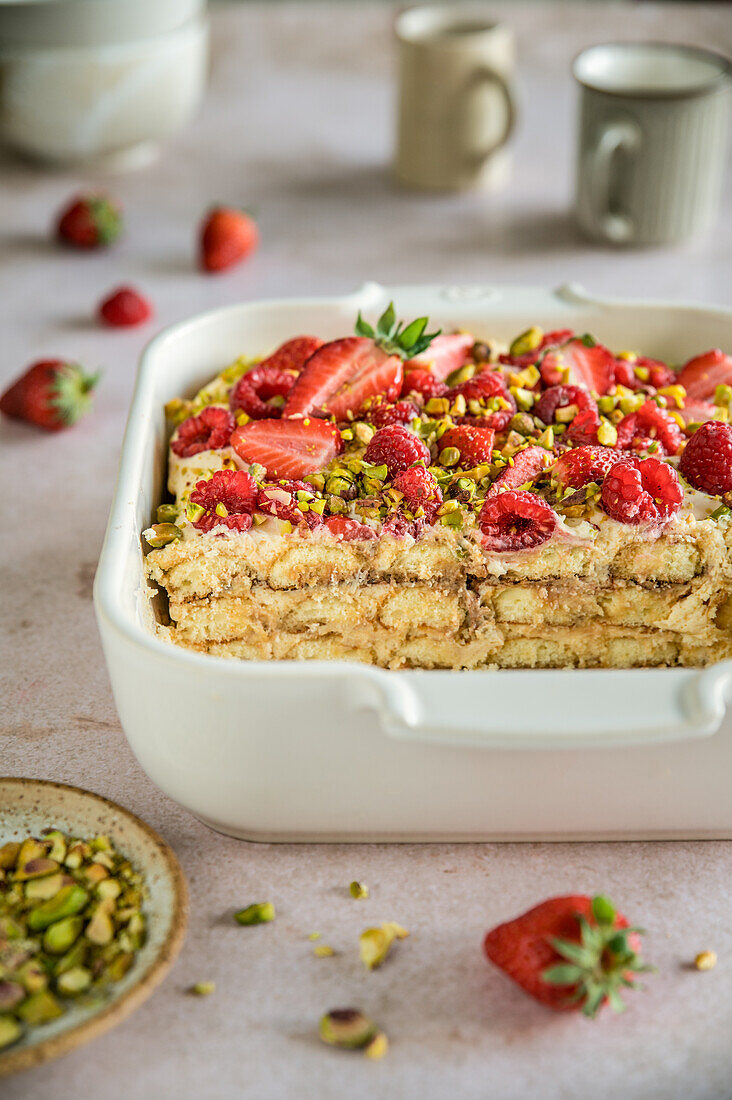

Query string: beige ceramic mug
[574,42,732,246]
[395,4,516,191]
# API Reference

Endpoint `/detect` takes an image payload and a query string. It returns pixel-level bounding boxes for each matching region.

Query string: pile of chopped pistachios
[0,830,146,1052]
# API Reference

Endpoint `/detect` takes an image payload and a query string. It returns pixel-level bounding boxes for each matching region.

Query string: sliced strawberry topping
[534,385,596,426]
[282,337,402,421]
[367,400,419,428]
[363,424,431,478]
[231,417,341,479]
[479,491,557,551]
[230,366,296,420]
[488,445,550,495]
[616,400,683,456]
[258,336,323,374]
[439,425,495,467]
[601,457,682,525]
[552,445,619,489]
[400,368,448,401]
[540,339,615,395]
[407,333,474,382]
[677,349,732,402]
[190,469,257,533]
[172,406,235,457]
[676,398,718,426]
[324,516,377,541]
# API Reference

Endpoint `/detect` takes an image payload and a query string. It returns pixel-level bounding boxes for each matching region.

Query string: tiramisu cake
[144,305,732,668]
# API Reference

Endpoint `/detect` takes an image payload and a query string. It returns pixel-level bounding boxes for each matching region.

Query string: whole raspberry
[616,400,683,456]
[364,424,430,478]
[325,516,377,541]
[439,425,495,467]
[230,365,297,419]
[565,408,601,446]
[190,469,258,532]
[679,420,732,496]
[552,446,618,489]
[392,466,442,519]
[368,400,419,429]
[449,368,507,403]
[451,370,516,431]
[98,286,152,327]
[257,480,324,528]
[534,385,596,426]
[171,407,235,458]
[479,490,557,551]
[401,369,448,401]
[601,457,683,525]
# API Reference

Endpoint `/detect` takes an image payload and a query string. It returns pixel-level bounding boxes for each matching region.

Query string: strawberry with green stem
[283,302,441,421]
[484,894,651,1018]
[0,359,100,431]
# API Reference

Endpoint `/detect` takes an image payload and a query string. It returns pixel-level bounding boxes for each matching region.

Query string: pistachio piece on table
[349,881,369,900]
[234,902,275,926]
[359,922,409,970]
[364,1031,389,1061]
[189,981,216,996]
[319,1008,377,1050]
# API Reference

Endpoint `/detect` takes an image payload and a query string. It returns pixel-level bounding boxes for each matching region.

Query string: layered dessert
[144,305,732,668]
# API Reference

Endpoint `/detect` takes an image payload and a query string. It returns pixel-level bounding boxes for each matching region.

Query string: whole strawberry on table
[484,894,651,1017]
[0,360,99,432]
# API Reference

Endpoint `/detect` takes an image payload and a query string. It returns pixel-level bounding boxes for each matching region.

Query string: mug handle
[462,66,517,169]
[586,119,641,243]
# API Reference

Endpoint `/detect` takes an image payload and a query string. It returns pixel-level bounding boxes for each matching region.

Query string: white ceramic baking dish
[95,283,732,841]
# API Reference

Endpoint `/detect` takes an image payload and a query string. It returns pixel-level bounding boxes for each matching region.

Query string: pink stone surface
[1,3,731,1097]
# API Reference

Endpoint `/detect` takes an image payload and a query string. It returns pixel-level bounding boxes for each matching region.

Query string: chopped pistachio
[85,902,115,946]
[308,932,322,941]
[597,395,616,415]
[509,326,543,358]
[189,981,216,996]
[17,990,64,1026]
[425,397,450,416]
[214,502,229,518]
[143,523,183,549]
[319,1008,377,1050]
[450,394,467,417]
[156,502,180,524]
[711,505,731,522]
[597,420,618,446]
[536,426,554,450]
[554,403,579,424]
[25,871,64,901]
[354,422,375,446]
[0,841,20,870]
[234,902,275,926]
[27,884,89,931]
[0,1017,23,1051]
[185,502,206,524]
[0,980,25,1011]
[56,966,92,997]
[359,921,409,970]
[695,950,717,971]
[446,363,476,387]
[712,406,729,423]
[349,881,369,900]
[439,446,461,467]
[633,365,649,382]
[313,945,335,958]
[364,1031,389,1061]
[44,916,83,955]
[512,387,535,413]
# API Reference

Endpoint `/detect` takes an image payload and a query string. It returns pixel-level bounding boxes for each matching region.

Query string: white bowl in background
[94,282,732,842]
[0,0,208,168]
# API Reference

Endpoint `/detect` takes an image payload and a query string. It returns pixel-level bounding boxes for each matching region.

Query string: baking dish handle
[353,664,732,750]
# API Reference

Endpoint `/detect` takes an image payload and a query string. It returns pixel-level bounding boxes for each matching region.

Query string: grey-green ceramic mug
[573,42,732,246]
[395,4,516,191]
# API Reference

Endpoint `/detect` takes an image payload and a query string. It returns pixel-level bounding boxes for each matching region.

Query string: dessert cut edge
[142,302,732,669]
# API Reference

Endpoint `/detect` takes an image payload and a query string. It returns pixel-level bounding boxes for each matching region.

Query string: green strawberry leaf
[592,896,617,926]
[355,312,375,339]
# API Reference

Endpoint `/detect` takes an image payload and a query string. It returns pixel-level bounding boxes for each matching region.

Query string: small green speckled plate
[0,777,188,1077]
